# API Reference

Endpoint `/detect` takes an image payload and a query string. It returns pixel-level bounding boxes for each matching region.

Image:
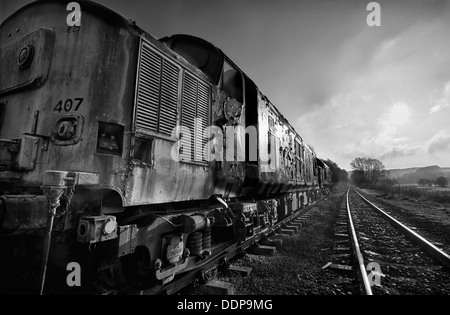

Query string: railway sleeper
[278,229,295,236]
[283,225,299,233]
[226,265,252,277]
[204,280,234,295]
[247,245,277,256]
[259,238,283,249]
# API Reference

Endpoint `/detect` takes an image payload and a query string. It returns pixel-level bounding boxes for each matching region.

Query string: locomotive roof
[159,34,224,85]
[0,0,136,30]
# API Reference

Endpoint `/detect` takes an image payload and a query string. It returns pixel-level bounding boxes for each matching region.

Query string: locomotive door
[243,76,258,166]
[222,59,244,126]
[221,60,258,166]
[221,58,246,164]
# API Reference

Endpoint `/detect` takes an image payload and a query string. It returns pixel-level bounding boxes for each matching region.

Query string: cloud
[355,102,413,152]
[334,123,349,130]
[429,81,450,114]
[361,135,408,148]
[427,130,450,155]
[373,37,399,61]
[376,102,412,138]
[379,145,422,160]
[334,100,422,165]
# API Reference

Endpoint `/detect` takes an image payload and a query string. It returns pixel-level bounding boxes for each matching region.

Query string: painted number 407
[54,98,83,113]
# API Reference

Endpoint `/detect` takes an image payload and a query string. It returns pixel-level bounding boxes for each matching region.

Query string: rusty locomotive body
[0,0,331,294]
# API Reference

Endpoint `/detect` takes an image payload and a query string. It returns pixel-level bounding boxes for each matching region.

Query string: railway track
[112,188,450,295]
[345,188,450,295]
[113,200,318,295]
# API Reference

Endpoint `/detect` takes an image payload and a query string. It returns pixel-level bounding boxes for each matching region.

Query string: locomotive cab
[160,34,260,194]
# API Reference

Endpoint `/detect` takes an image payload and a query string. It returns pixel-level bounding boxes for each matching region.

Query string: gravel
[359,188,450,254]
[186,188,361,295]
[183,186,450,295]
[349,189,450,295]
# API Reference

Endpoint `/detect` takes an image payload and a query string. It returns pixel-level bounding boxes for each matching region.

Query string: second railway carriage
[0,0,331,294]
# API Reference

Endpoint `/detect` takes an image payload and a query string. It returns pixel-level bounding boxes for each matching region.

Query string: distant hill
[387,167,421,179]
[387,165,450,184]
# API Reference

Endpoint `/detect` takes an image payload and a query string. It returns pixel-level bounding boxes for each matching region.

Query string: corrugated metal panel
[159,60,179,135]
[135,42,179,137]
[181,72,210,163]
[181,73,196,161]
[136,45,161,133]
[197,81,210,162]
[135,40,211,163]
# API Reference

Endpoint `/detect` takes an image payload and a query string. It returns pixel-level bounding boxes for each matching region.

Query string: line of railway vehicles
[0,1,331,291]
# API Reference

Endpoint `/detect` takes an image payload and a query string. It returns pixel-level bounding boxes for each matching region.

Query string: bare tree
[350,157,387,185]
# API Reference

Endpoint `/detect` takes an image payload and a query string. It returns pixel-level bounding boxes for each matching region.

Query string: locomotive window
[267,115,276,166]
[268,116,274,130]
[305,153,310,182]
[222,60,243,103]
[295,141,302,178]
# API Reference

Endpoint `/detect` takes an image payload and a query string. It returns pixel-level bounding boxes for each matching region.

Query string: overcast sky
[2,0,450,170]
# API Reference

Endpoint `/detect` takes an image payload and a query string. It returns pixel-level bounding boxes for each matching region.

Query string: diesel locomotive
[0,0,331,294]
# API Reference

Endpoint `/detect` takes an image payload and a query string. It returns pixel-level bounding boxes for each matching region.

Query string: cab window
[222,60,243,103]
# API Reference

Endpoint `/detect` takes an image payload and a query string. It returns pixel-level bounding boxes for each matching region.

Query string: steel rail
[353,188,450,268]
[346,189,373,295]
